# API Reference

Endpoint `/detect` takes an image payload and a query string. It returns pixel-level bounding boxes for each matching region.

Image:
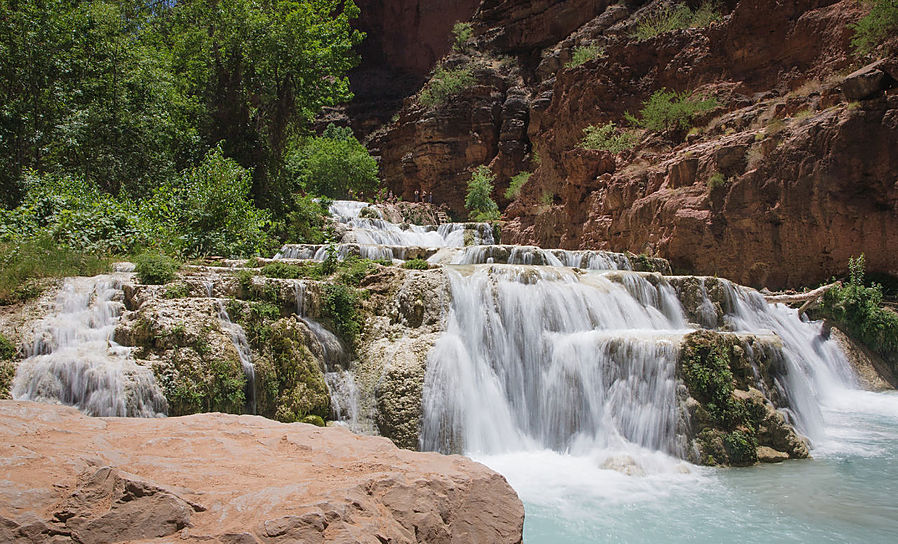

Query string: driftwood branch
[764,282,839,313]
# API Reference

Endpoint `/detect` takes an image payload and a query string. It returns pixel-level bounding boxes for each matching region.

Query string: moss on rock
[253,317,330,423]
[679,330,808,466]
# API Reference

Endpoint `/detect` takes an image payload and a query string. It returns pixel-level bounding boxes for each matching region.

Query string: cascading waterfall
[216,302,257,414]
[11,275,167,417]
[421,266,869,460]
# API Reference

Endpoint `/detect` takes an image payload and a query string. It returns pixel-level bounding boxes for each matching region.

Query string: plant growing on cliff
[850,0,898,55]
[465,166,501,221]
[323,284,363,344]
[419,65,476,107]
[579,122,640,153]
[626,89,718,134]
[632,1,721,40]
[565,44,605,69]
[452,22,474,52]
[504,172,532,200]
[403,258,431,270]
[820,255,898,356]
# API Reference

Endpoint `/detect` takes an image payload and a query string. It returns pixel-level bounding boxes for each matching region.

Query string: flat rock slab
[0,401,523,543]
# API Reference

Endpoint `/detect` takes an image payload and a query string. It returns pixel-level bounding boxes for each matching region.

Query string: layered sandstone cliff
[362,0,898,288]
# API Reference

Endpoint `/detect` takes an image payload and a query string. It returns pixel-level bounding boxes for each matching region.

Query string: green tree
[285,124,379,199]
[465,166,500,221]
[142,146,273,258]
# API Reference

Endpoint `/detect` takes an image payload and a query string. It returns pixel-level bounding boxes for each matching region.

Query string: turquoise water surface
[477,390,898,543]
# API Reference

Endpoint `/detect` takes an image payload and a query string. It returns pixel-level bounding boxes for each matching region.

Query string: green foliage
[505,172,532,200]
[465,166,500,221]
[301,414,327,427]
[0,235,111,305]
[164,283,191,299]
[0,333,15,361]
[632,2,721,40]
[452,22,474,52]
[285,124,379,200]
[723,430,759,465]
[419,65,476,107]
[403,258,431,270]
[821,255,898,356]
[850,0,898,55]
[261,262,305,279]
[708,172,728,191]
[323,284,362,344]
[630,253,658,273]
[143,147,273,258]
[0,0,362,214]
[626,89,718,134]
[135,253,179,285]
[1,172,147,253]
[579,122,640,153]
[565,44,605,69]
[164,356,246,416]
[283,195,330,244]
[335,257,376,286]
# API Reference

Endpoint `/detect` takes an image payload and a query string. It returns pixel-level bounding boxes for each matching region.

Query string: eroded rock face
[0,401,524,544]
[371,0,898,288]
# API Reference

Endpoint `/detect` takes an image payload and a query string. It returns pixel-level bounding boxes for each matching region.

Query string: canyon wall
[359,0,898,288]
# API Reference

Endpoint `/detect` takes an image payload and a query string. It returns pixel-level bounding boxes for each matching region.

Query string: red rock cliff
[362,0,898,288]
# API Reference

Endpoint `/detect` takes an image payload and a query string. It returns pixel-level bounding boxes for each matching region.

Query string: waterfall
[216,302,256,414]
[12,275,167,417]
[421,266,863,458]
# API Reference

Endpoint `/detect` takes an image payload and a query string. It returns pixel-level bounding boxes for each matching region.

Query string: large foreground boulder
[0,401,524,544]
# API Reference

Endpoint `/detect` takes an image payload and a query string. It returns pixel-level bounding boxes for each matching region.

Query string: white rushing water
[415,264,898,542]
[12,275,167,417]
[216,301,257,414]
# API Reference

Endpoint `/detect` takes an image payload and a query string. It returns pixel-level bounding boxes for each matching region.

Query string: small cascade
[11,275,167,417]
[274,200,496,262]
[216,302,256,414]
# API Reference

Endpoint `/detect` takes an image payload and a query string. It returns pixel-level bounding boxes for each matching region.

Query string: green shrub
[142,146,273,258]
[579,122,640,152]
[632,1,721,40]
[1,172,147,253]
[565,44,605,69]
[0,235,111,304]
[164,283,191,299]
[135,253,179,285]
[420,65,476,107]
[0,333,16,360]
[723,430,759,466]
[820,255,898,356]
[626,89,718,133]
[504,172,532,200]
[322,284,362,344]
[301,414,326,427]
[336,257,376,286]
[539,192,554,206]
[403,258,431,270]
[452,22,474,52]
[707,172,728,192]
[850,0,898,55]
[283,194,329,244]
[285,124,379,200]
[261,262,305,279]
[465,166,500,221]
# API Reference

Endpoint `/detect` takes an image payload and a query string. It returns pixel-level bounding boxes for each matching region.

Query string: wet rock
[0,401,524,543]
[756,446,790,463]
[600,455,646,477]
